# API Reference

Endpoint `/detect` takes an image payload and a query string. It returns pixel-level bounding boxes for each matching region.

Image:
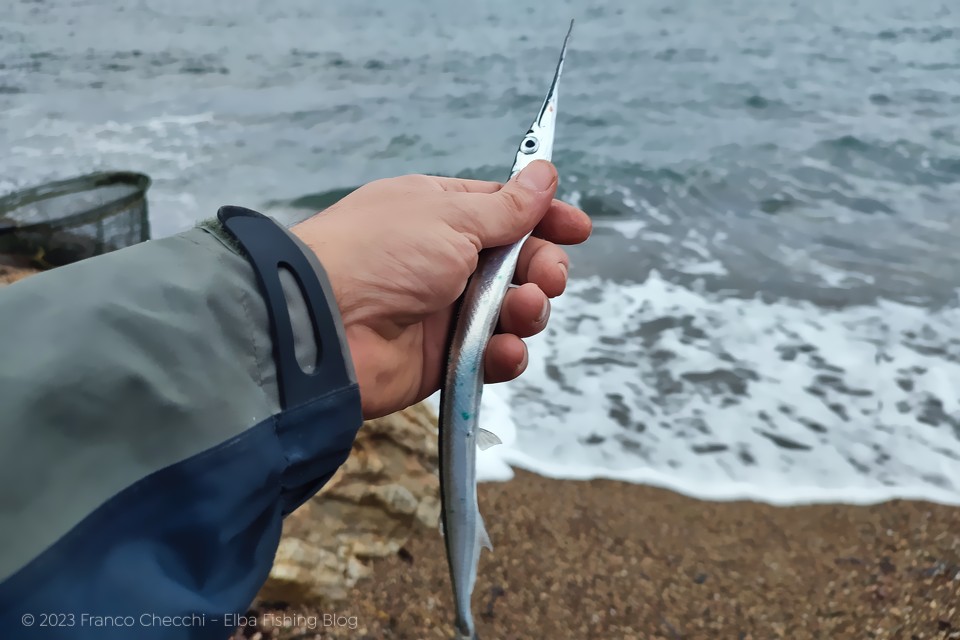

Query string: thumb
[453,160,558,248]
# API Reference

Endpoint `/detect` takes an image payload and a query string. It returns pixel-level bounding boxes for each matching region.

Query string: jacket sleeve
[0,214,363,639]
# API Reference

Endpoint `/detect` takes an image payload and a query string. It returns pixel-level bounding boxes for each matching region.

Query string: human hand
[291,160,591,419]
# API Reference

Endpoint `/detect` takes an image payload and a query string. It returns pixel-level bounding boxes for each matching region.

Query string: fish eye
[520,135,539,154]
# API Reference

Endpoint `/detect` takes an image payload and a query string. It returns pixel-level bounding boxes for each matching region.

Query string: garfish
[438,20,573,640]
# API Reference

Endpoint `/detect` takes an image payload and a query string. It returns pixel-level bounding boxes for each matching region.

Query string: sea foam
[431,271,960,507]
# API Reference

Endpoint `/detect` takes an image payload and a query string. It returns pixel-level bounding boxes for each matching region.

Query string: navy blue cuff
[216,205,357,410]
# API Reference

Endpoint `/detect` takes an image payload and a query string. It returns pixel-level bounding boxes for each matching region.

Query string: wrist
[216,206,358,408]
[289,219,372,410]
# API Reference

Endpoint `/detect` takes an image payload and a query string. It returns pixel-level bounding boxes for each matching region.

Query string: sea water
[2,0,958,505]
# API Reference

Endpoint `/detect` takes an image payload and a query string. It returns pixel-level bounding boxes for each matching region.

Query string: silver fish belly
[438,21,573,640]
[439,242,520,639]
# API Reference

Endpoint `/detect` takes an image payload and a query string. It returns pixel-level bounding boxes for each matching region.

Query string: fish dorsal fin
[476,428,502,451]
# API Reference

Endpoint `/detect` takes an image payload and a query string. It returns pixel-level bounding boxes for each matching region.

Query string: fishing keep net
[0,171,151,269]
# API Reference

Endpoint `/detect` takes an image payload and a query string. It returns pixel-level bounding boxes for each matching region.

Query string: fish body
[438,21,573,640]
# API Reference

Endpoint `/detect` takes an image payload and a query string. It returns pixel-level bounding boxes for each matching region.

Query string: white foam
[676,258,728,276]
[431,273,960,507]
[609,220,647,240]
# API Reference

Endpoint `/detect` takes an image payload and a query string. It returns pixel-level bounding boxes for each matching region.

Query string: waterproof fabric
[0,217,362,639]
[0,386,359,640]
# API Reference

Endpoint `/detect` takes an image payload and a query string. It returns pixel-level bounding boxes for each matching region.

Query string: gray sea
[3,0,959,504]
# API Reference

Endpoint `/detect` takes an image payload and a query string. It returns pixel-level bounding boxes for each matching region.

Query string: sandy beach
[231,470,960,639]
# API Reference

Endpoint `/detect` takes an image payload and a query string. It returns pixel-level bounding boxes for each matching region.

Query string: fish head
[508,20,573,179]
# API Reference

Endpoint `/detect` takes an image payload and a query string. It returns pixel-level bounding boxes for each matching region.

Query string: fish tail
[454,615,476,640]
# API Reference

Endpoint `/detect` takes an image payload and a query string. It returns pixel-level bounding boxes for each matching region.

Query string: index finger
[426,176,504,194]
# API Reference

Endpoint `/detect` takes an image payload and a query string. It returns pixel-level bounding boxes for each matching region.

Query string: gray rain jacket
[0,207,363,639]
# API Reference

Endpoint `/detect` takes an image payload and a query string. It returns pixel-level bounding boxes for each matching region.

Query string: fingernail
[516,160,554,192]
[515,347,529,375]
[536,299,550,324]
[558,262,568,279]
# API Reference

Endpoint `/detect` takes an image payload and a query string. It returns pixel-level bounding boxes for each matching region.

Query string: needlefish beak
[509,19,574,179]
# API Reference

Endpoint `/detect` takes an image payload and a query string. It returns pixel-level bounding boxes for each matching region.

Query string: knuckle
[499,188,530,215]
[449,230,482,267]
[533,239,556,261]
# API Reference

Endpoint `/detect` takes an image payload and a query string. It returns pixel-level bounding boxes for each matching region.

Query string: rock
[257,401,440,605]
[0,262,40,284]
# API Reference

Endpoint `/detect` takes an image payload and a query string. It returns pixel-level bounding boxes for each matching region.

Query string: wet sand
[238,470,960,639]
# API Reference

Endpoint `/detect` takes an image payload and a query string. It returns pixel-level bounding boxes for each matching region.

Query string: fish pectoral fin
[476,428,502,451]
[478,510,493,552]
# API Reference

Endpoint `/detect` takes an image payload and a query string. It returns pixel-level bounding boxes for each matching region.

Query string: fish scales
[437,21,574,640]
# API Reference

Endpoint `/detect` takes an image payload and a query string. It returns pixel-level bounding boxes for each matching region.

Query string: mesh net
[0,171,151,268]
